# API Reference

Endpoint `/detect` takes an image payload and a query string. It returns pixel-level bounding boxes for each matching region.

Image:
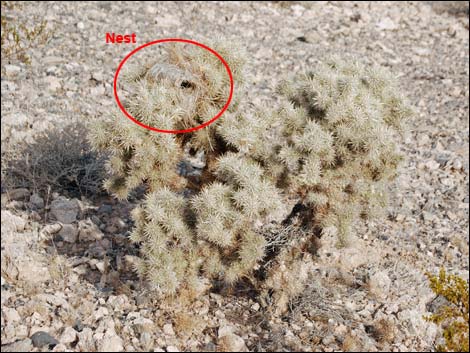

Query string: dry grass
[288,278,353,324]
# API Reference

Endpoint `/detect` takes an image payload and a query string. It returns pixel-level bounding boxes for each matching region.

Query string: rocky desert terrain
[1,1,469,352]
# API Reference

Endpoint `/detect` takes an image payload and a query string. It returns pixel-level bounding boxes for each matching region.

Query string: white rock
[4,65,21,76]
[140,332,153,350]
[163,323,175,336]
[93,306,109,321]
[1,338,33,352]
[52,343,68,352]
[60,327,78,344]
[76,22,85,30]
[376,17,399,30]
[2,112,28,127]
[92,71,104,82]
[218,325,235,338]
[98,334,124,352]
[95,261,106,273]
[166,346,179,352]
[40,224,63,240]
[291,4,305,17]
[77,328,95,351]
[369,271,391,299]
[44,76,62,93]
[50,197,79,223]
[157,15,181,27]
[90,85,106,96]
[107,295,131,312]
[2,307,21,323]
[133,317,154,334]
[1,210,27,232]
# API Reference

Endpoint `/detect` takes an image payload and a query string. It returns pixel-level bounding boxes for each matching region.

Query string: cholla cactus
[90,45,412,306]
[220,57,413,245]
[88,43,245,199]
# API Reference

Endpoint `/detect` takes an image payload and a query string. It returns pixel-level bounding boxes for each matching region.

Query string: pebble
[4,65,21,76]
[78,219,104,242]
[217,333,248,352]
[369,271,391,299]
[133,317,154,334]
[44,76,62,93]
[50,197,80,224]
[60,327,78,344]
[1,338,33,352]
[163,323,175,336]
[30,193,45,209]
[98,335,124,352]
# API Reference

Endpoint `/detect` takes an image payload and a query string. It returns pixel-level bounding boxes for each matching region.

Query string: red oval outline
[113,38,234,134]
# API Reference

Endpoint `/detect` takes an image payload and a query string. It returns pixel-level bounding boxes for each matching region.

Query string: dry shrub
[2,121,107,198]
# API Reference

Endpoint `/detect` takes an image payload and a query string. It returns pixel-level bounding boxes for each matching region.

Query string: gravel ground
[1,1,469,352]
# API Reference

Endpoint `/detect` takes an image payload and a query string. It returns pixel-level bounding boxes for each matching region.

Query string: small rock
[376,17,399,30]
[73,320,84,333]
[40,224,63,239]
[92,71,104,82]
[52,343,68,352]
[8,188,30,201]
[218,325,234,338]
[2,307,21,323]
[166,346,179,352]
[426,295,450,313]
[1,210,27,232]
[44,76,62,93]
[31,331,59,349]
[90,85,106,96]
[4,65,21,76]
[93,306,109,321]
[77,328,95,351]
[58,224,79,243]
[79,219,104,242]
[140,332,153,350]
[133,317,154,334]
[77,21,85,30]
[2,112,28,127]
[1,338,33,352]
[98,334,124,352]
[95,261,106,273]
[322,334,336,345]
[60,327,77,344]
[98,204,113,214]
[50,197,79,223]
[157,14,181,27]
[30,193,44,209]
[163,323,175,336]
[217,333,248,352]
[369,271,391,299]
[107,217,126,231]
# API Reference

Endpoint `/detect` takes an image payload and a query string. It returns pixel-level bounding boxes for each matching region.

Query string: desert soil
[1,1,469,352]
